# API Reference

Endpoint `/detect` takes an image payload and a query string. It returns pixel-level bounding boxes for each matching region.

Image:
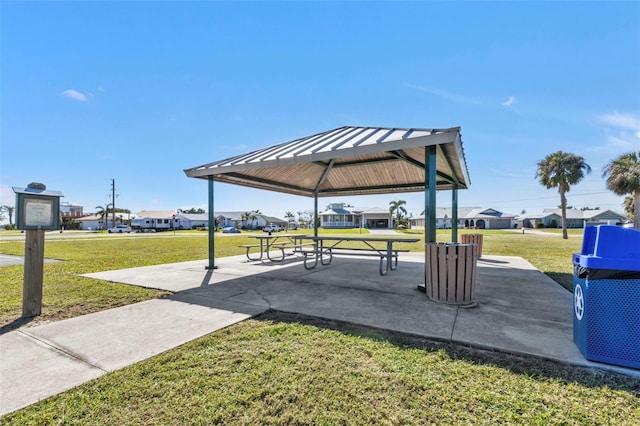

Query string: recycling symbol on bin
[574,284,584,321]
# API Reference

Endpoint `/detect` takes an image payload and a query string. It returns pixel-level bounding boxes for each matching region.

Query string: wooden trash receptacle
[425,243,478,306]
[459,234,483,259]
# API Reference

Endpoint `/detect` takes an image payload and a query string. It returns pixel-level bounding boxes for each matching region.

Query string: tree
[388,200,407,229]
[180,208,205,214]
[241,211,252,229]
[284,211,295,229]
[623,195,634,221]
[95,204,112,229]
[603,151,640,229]
[536,151,591,239]
[249,210,259,229]
[1,205,14,225]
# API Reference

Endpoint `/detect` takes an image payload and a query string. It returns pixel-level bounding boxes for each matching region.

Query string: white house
[60,202,84,218]
[215,211,286,230]
[176,213,208,229]
[410,207,516,230]
[320,202,391,229]
[76,214,103,230]
[518,209,625,229]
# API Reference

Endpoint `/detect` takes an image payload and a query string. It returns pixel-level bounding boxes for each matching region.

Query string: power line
[468,191,613,205]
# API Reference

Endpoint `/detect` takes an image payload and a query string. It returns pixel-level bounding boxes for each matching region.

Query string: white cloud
[589,111,640,154]
[502,96,516,107]
[606,134,636,149]
[598,112,640,131]
[61,89,88,102]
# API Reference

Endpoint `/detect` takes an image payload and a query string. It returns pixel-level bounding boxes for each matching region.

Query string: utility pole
[111,179,116,227]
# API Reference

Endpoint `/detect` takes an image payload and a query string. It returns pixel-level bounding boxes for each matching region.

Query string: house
[518,209,625,229]
[76,214,103,230]
[410,207,517,230]
[175,213,208,230]
[60,202,84,218]
[262,216,288,229]
[319,202,392,229]
[215,211,286,230]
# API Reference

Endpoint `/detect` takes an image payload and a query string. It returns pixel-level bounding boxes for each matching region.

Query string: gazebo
[184,125,471,269]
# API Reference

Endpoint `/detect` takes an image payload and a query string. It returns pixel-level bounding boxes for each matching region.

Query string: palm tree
[249,210,259,229]
[95,205,107,229]
[603,151,640,229]
[241,211,251,229]
[623,195,634,221]
[95,204,113,229]
[285,211,295,229]
[536,151,591,239]
[388,200,407,229]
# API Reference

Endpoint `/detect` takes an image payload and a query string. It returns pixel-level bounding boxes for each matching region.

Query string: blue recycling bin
[573,225,640,369]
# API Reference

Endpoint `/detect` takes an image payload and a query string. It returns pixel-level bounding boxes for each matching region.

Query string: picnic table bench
[299,235,419,276]
[240,234,312,262]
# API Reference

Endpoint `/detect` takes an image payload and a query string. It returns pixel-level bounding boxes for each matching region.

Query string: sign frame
[14,186,63,231]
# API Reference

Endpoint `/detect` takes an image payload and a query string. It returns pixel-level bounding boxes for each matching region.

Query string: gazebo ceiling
[184,126,470,197]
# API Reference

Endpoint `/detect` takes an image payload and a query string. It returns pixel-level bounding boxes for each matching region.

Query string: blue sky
[2,1,639,222]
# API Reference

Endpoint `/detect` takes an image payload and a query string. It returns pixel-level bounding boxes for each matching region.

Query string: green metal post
[313,194,318,237]
[452,182,458,243]
[206,176,217,270]
[425,145,437,243]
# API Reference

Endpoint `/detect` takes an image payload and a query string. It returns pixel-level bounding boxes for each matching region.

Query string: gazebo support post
[313,194,318,237]
[452,181,458,242]
[425,145,437,243]
[206,176,217,270]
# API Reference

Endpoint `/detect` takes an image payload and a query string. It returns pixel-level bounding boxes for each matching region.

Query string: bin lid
[574,225,640,271]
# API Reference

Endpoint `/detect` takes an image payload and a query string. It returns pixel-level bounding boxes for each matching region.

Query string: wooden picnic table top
[303,235,420,243]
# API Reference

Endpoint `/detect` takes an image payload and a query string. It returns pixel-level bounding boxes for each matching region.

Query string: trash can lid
[574,225,640,271]
[573,253,640,271]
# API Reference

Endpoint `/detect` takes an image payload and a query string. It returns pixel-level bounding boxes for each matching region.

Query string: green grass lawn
[3,229,637,424]
[2,311,638,425]
[0,229,582,328]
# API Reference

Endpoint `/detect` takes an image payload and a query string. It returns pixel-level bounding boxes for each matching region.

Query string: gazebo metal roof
[184,126,470,197]
[184,125,471,269]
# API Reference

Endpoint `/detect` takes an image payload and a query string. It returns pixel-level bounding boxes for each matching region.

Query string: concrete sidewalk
[2,253,638,416]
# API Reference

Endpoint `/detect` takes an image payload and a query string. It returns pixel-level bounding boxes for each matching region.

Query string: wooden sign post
[13,183,63,318]
[23,229,45,316]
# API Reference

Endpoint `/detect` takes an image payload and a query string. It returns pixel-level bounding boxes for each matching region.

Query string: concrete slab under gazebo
[184,125,471,269]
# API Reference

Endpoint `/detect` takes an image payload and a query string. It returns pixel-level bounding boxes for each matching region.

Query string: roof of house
[215,211,246,221]
[177,213,208,221]
[76,214,102,221]
[581,209,625,220]
[263,216,286,223]
[525,209,625,220]
[184,126,470,197]
[135,210,175,219]
[319,206,390,216]
[412,207,516,220]
[214,211,285,223]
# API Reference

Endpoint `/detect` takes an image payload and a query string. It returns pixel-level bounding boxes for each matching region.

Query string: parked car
[108,224,132,233]
[263,224,282,232]
[222,226,241,234]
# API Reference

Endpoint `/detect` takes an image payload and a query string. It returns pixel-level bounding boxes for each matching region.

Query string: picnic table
[299,235,420,276]
[240,233,311,262]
